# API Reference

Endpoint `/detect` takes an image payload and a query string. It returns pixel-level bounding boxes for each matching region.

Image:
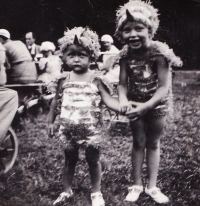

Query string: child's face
[63,44,91,73]
[122,21,150,50]
[42,50,52,58]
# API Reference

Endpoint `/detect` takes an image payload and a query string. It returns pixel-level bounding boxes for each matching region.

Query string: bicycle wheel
[0,127,18,174]
[101,108,112,130]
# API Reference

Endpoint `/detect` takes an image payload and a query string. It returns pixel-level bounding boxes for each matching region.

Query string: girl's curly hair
[60,27,100,61]
[115,0,159,43]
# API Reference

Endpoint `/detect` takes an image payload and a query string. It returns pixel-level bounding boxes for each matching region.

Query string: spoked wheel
[0,127,18,174]
[101,108,112,130]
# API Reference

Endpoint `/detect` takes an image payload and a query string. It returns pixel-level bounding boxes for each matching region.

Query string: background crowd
[0,29,120,86]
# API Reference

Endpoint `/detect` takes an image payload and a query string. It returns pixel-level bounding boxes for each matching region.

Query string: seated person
[54,37,64,59]
[0,29,37,84]
[25,31,41,61]
[97,34,119,73]
[0,42,18,144]
[37,41,62,84]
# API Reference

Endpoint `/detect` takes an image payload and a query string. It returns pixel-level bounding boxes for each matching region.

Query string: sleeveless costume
[118,41,182,118]
[48,71,108,149]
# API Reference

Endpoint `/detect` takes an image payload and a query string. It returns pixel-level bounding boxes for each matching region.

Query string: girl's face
[63,44,91,73]
[122,21,151,50]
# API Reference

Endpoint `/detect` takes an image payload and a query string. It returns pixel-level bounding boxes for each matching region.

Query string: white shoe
[53,190,73,206]
[125,185,143,202]
[145,186,169,204]
[91,191,105,206]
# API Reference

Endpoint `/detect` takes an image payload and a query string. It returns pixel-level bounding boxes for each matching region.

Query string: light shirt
[28,43,36,55]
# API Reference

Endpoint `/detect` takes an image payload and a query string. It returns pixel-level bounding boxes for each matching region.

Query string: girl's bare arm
[144,56,170,110]
[98,80,119,112]
[118,59,128,101]
[48,79,65,124]
[118,58,131,113]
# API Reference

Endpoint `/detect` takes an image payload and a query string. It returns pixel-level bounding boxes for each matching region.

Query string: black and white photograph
[0,0,199,205]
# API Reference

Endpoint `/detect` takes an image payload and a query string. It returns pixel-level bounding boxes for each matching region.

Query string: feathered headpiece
[60,27,100,61]
[115,0,159,42]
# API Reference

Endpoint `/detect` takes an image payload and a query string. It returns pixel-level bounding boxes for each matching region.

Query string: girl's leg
[85,145,101,193]
[63,144,79,193]
[146,116,166,189]
[129,118,146,185]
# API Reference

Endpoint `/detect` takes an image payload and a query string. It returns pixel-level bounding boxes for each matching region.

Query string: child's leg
[85,145,101,193]
[129,118,146,185]
[146,116,166,189]
[63,144,79,193]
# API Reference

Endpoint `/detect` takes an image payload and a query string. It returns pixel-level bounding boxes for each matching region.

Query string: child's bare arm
[98,80,119,112]
[145,56,170,110]
[47,80,63,136]
[118,58,130,113]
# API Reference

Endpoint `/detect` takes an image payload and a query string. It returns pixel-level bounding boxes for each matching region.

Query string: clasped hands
[118,100,148,121]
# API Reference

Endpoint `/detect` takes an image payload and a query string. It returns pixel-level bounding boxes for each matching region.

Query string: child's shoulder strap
[150,41,182,67]
[58,71,70,80]
[46,72,70,93]
[91,72,113,94]
[117,45,130,61]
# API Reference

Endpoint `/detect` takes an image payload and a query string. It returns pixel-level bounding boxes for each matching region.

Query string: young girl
[115,0,182,203]
[48,27,119,206]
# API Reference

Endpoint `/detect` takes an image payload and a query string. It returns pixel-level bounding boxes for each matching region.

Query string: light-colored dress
[50,72,105,148]
[37,55,62,84]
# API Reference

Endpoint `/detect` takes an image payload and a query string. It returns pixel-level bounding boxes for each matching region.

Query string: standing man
[0,29,37,84]
[25,32,41,61]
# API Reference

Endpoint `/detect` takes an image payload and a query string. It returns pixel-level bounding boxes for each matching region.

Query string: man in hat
[0,29,37,84]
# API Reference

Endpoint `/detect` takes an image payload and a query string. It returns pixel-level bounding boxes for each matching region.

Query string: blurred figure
[97,35,120,93]
[0,29,37,84]
[98,34,119,72]
[54,37,64,58]
[37,41,62,84]
[25,32,41,61]
[0,42,18,144]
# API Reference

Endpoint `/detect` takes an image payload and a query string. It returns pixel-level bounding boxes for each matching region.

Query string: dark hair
[0,35,8,41]
[26,32,36,39]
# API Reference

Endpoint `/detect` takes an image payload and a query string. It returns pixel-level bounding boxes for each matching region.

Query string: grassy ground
[0,83,200,206]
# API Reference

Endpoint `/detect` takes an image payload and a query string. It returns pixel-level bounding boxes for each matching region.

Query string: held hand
[126,101,149,121]
[48,123,54,138]
[118,100,132,114]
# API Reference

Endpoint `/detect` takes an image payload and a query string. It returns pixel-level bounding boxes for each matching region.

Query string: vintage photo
[0,0,199,205]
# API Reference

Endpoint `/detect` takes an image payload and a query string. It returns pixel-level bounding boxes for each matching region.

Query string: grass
[0,83,200,206]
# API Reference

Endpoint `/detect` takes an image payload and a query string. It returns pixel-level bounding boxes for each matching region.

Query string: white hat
[40,41,56,52]
[101,35,113,43]
[0,29,10,39]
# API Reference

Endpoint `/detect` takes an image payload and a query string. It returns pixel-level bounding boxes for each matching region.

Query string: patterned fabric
[55,72,103,148]
[127,57,167,103]
[126,46,172,116]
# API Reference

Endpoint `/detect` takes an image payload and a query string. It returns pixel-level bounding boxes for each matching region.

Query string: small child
[48,27,119,206]
[37,41,62,84]
[115,0,182,204]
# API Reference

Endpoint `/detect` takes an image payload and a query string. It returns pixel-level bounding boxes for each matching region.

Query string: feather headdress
[60,27,100,61]
[115,0,159,42]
